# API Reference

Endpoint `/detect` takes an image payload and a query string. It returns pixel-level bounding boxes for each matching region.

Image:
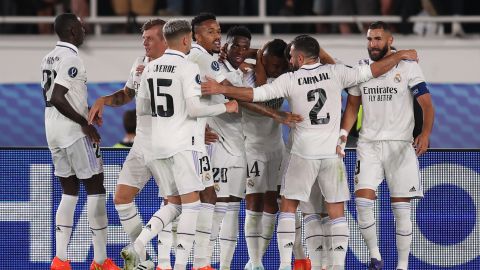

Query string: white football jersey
[253,62,373,159]
[242,75,284,155]
[187,43,226,153]
[125,56,151,150]
[348,59,426,142]
[207,60,245,156]
[41,41,88,148]
[137,49,202,159]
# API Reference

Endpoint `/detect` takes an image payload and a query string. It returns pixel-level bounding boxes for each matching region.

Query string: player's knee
[113,184,139,205]
[82,173,106,195]
[59,176,80,196]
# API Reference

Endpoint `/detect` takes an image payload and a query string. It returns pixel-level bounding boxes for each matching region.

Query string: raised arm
[319,47,336,65]
[370,50,418,78]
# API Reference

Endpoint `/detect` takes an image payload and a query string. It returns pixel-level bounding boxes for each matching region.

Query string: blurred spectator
[430,0,465,36]
[113,110,136,148]
[332,0,380,34]
[394,0,422,34]
[313,0,333,33]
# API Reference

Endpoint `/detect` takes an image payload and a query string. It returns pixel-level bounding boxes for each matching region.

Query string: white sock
[193,203,215,268]
[292,212,305,260]
[203,202,228,267]
[245,210,263,266]
[330,217,349,269]
[175,200,201,270]
[219,202,240,269]
[356,197,381,260]
[304,214,323,269]
[392,202,412,270]
[115,202,143,242]
[135,203,181,260]
[321,217,331,269]
[259,211,277,259]
[87,194,108,264]
[55,194,78,261]
[277,212,296,269]
[157,222,173,269]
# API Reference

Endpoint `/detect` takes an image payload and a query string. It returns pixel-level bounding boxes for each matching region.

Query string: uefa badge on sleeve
[68,67,78,78]
[211,61,220,71]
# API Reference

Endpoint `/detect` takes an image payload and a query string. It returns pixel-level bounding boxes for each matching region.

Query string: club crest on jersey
[68,67,78,78]
[394,73,401,83]
[247,178,255,188]
[211,61,220,71]
[195,74,201,84]
[214,183,220,192]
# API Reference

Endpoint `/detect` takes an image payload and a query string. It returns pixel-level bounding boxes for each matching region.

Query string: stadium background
[1,0,480,269]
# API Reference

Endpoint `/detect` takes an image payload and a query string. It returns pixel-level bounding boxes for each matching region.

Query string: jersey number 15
[147,78,174,117]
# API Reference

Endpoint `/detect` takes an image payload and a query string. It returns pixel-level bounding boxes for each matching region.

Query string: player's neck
[303,58,319,66]
[168,45,188,55]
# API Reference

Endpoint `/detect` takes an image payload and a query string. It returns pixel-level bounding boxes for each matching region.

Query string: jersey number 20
[307,88,330,125]
[147,78,174,117]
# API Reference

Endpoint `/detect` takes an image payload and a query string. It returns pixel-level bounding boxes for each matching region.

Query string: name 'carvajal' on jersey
[298,72,330,85]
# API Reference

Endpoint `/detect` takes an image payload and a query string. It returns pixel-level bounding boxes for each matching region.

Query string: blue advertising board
[0,148,478,269]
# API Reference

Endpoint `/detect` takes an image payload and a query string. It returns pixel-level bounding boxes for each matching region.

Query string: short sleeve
[210,60,227,83]
[347,85,362,96]
[125,56,144,90]
[54,56,83,89]
[407,61,426,88]
[182,63,202,99]
[136,66,150,100]
[333,64,373,89]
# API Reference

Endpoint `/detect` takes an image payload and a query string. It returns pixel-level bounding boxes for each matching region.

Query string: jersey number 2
[147,78,174,117]
[307,88,330,125]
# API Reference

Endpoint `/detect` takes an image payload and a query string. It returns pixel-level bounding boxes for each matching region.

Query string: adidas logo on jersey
[316,245,323,251]
[409,186,416,192]
[283,242,294,248]
[55,226,61,232]
[334,246,344,251]
[177,244,185,250]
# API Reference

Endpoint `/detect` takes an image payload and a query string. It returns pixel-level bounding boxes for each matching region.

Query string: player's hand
[397,49,418,62]
[205,125,219,145]
[239,62,254,73]
[218,43,228,63]
[225,100,239,113]
[82,124,101,144]
[88,97,105,126]
[201,77,223,95]
[336,129,348,157]
[135,64,145,76]
[414,132,429,156]
[274,111,303,127]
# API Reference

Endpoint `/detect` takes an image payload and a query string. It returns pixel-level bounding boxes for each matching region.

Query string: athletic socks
[55,194,78,261]
[277,212,296,269]
[115,202,143,242]
[356,197,381,260]
[174,200,201,270]
[219,202,240,269]
[87,194,108,264]
[392,202,412,270]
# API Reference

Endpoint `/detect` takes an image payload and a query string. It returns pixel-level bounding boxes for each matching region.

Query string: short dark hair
[141,18,166,32]
[284,41,293,61]
[163,19,191,41]
[292,35,319,60]
[54,13,79,39]
[226,26,251,41]
[368,21,391,33]
[264,39,287,58]
[123,110,136,134]
[191,13,217,41]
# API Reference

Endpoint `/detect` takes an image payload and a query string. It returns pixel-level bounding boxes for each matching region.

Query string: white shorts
[210,142,247,199]
[199,149,214,188]
[50,136,103,179]
[355,141,423,198]
[282,154,350,203]
[299,183,328,214]
[245,149,283,194]
[147,150,206,197]
[117,142,154,189]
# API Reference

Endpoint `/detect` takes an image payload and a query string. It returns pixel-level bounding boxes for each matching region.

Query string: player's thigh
[172,150,206,196]
[118,145,152,190]
[384,141,423,198]
[317,157,350,203]
[266,149,284,192]
[50,146,75,178]
[299,183,327,214]
[282,154,320,202]
[245,153,268,194]
[354,141,384,193]
[147,158,177,197]
[66,137,103,180]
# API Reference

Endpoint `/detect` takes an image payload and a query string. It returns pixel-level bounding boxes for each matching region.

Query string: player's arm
[50,83,100,143]
[88,86,135,125]
[370,50,418,78]
[413,85,434,156]
[255,47,268,86]
[337,93,362,156]
[186,95,238,117]
[319,47,335,65]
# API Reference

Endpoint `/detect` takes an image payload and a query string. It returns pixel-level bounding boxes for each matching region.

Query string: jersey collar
[191,43,210,55]
[300,62,321,70]
[164,49,186,58]
[222,59,237,72]
[56,41,78,54]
